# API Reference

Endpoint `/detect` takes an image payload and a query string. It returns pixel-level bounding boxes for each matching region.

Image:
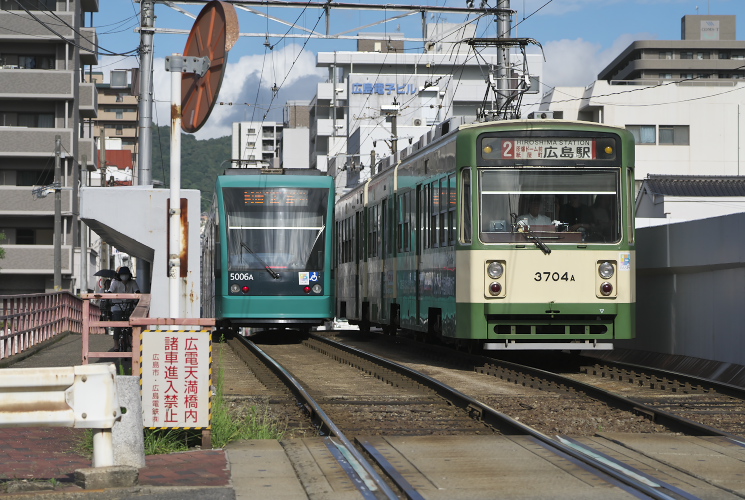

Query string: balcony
[79,82,97,118]
[98,94,137,105]
[0,70,74,99]
[0,11,74,40]
[317,82,347,100]
[316,118,347,137]
[1,245,72,274]
[98,110,138,122]
[0,186,74,215]
[79,137,97,169]
[0,128,73,157]
[79,27,98,65]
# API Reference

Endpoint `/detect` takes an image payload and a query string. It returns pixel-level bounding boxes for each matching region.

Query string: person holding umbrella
[108,266,140,351]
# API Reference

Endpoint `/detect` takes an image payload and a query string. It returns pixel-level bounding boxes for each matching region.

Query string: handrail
[0,292,100,361]
[80,293,215,373]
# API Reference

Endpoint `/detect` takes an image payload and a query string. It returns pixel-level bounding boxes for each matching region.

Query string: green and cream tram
[335,119,635,350]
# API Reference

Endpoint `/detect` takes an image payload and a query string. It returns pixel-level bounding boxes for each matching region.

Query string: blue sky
[94,0,744,139]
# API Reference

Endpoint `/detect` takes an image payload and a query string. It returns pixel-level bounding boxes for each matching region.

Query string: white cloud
[151,44,325,140]
[540,32,656,88]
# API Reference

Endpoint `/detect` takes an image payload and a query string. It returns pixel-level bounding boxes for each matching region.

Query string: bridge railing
[0,292,101,361]
[81,293,214,373]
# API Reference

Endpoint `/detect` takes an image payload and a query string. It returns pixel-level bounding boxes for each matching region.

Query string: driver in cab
[518,196,552,227]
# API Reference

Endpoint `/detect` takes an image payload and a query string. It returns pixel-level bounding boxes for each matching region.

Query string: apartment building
[231,121,283,168]
[542,15,745,192]
[599,15,743,83]
[0,0,98,294]
[88,68,139,185]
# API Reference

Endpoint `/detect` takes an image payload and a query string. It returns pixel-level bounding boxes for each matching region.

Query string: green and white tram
[335,119,635,350]
[203,170,335,333]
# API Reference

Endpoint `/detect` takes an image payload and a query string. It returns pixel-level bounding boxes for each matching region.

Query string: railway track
[321,331,745,441]
[225,332,742,499]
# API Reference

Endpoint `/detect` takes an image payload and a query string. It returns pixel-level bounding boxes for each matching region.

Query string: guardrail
[0,363,121,467]
[0,292,101,360]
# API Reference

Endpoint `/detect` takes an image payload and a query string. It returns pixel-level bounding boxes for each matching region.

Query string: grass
[77,341,285,456]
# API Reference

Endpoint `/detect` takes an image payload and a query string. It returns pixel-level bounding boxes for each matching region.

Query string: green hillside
[150,125,232,213]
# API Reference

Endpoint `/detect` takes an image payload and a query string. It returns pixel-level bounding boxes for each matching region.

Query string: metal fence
[0,292,101,360]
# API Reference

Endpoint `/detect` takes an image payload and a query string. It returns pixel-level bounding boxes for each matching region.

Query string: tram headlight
[489,282,502,296]
[598,261,615,279]
[312,284,323,294]
[230,284,240,294]
[487,261,504,279]
[600,282,613,296]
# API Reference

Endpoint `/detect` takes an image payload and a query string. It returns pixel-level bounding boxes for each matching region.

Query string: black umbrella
[94,269,118,279]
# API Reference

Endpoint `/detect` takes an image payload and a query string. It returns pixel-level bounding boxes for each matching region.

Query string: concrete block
[113,375,146,468]
[74,465,139,489]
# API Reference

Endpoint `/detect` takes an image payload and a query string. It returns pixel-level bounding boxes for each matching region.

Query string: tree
[0,231,5,261]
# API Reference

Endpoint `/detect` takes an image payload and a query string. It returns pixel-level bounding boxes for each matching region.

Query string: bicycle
[112,300,136,352]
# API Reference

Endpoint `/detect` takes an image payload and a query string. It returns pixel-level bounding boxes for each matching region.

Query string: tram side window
[397,191,412,253]
[461,169,472,244]
[368,205,379,258]
[437,177,450,247]
[420,184,428,250]
[448,174,457,246]
[430,181,440,248]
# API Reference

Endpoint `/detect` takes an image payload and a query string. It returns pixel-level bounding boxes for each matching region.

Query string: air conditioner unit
[413,118,422,126]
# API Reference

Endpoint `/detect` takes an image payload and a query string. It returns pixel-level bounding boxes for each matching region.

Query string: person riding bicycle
[108,266,140,351]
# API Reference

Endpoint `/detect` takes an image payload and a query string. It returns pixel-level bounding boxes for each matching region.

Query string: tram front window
[223,187,329,272]
[479,169,621,243]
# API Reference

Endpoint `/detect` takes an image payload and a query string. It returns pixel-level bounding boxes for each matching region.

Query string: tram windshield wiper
[240,241,280,279]
[517,221,552,255]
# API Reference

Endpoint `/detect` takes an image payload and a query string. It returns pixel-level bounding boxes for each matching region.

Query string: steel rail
[234,335,400,500]
[308,334,706,500]
[475,357,745,440]
[366,334,745,440]
[580,356,745,399]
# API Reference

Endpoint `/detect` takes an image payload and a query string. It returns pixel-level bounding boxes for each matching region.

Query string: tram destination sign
[482,138,611,161]
[243,189,309,206]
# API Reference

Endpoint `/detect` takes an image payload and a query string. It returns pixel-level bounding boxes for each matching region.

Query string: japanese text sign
[141,330,211,428]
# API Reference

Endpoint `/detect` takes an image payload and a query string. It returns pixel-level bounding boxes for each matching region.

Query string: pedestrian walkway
[0,332,235,498]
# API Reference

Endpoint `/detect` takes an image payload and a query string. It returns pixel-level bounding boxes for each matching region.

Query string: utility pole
[496,0,511,117]
[100,129,106,187]
[54,135,62,291]
[138,0,155,293]
[138,0,154,186]
[80,155,89,294]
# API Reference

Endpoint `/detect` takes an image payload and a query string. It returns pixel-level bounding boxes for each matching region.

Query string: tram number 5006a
[534,272,575,282]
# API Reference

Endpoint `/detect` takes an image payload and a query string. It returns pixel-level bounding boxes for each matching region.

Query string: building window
[718,51,731,60]
[681,73,694,80]
[626,125,656,144]
[17,170,53,186]
[680,52,693,60]
[16,228,34,245]
[658,51,673,60]
[116,110,123,119]
[115,125,123,136]
[116,94,124,102]
[659,126,689,145]
[696,52,710,60]
[659,73,672,80]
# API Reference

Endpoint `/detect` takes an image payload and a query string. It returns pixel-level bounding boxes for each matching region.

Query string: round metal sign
[181,0,239,133]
